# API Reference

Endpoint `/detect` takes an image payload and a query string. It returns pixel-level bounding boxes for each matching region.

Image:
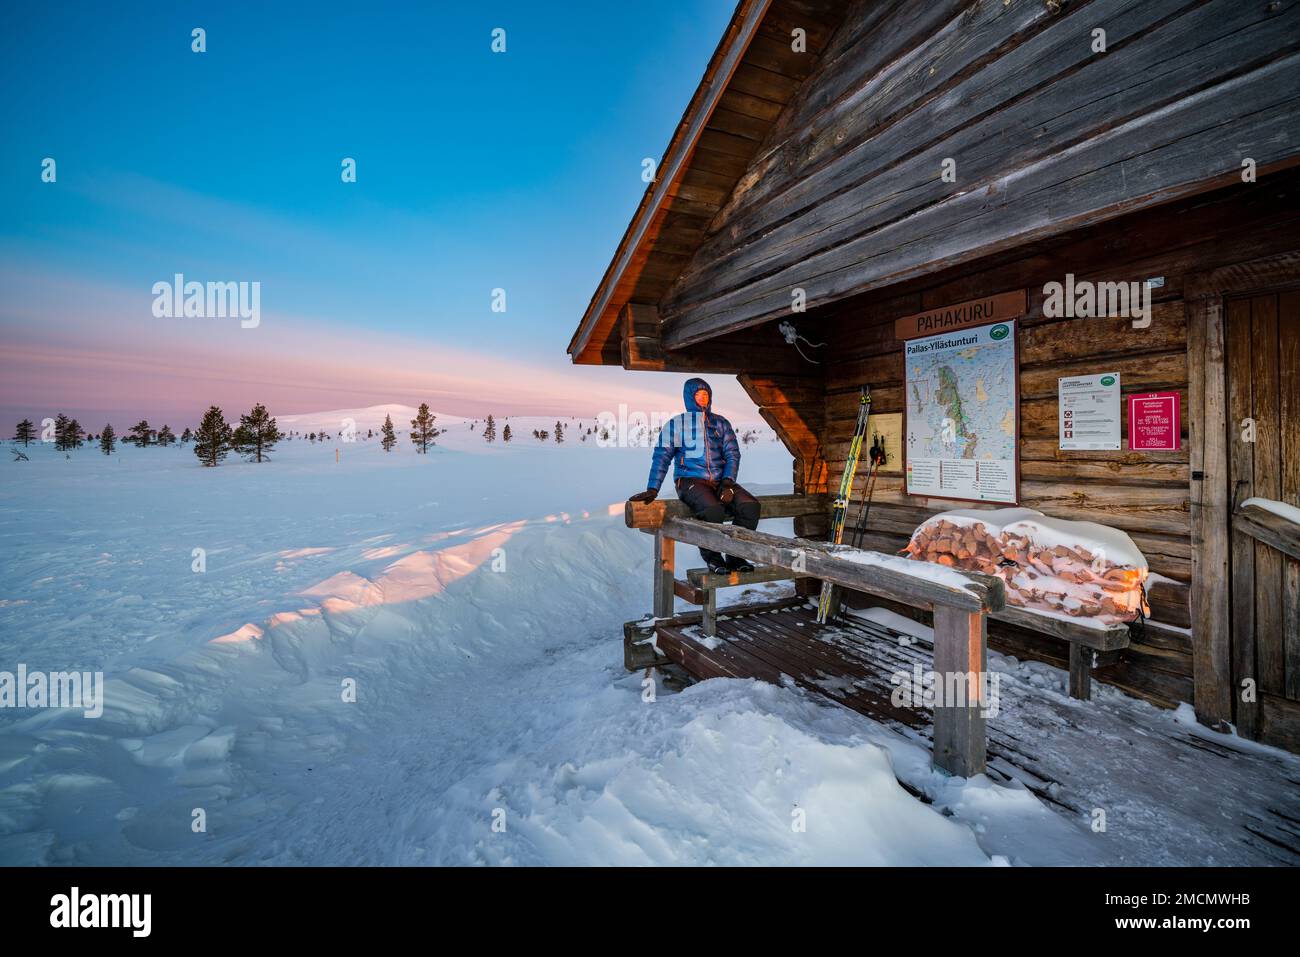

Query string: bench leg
[703,588,717,637]
[653,532,675,620]
[931,606,988,778]
[1069,643,1092,700]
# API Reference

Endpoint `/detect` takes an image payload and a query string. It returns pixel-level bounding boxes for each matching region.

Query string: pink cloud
[0,261,761,426]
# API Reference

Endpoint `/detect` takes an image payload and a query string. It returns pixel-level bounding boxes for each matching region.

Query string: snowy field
[0,409,1294,866]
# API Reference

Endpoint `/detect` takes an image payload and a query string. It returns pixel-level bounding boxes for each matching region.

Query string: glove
[628,488,658,504]
[717,478,736,504]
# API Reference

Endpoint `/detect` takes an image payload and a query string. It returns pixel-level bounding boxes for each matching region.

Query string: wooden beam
[673,578,706,604]
[1227,295,1259,741]
[685,565,809,589]
[1186,291,1234,728]
[738,374,829,494]
[931,605,988,778]
[1233,504,1300,561]
[623,618,670,671]
[659,516,1005,613]
[625,492,828,529]
[990,606,1130,652]
[619,303,664,371]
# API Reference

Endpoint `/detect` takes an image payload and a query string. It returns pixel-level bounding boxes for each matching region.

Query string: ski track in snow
[0,425,1294,865]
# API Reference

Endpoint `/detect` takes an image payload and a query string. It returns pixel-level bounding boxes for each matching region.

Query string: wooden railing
[627,493,1005,778]
[1233,504,1300,561]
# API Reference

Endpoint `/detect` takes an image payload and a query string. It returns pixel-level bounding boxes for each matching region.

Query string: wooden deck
[654,600,1300,866]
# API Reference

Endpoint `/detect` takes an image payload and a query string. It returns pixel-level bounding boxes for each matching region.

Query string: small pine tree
[15,419,35,446]
[411,403,437,454]
[55,416,84,450]
[502,423,512,443]
[554,421,563,444]
[180,427,192,443]
[127,420,152,447]
[193,406,233,467]
[99,424,116,455]
[484,414,497,443]
[156,424,175,446]
[52,413,71,450]
[232,403,282,463]
[380,414,397,452]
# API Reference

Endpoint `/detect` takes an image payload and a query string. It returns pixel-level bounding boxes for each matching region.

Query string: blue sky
[0,0,757,422]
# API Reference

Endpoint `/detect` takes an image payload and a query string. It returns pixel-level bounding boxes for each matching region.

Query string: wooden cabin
[567,0,1300,760]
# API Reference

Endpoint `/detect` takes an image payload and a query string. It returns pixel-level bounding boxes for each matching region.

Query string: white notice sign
[1059,372,1121,450]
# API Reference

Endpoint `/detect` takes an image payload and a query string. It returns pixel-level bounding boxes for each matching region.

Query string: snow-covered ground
[0,413,1294,865]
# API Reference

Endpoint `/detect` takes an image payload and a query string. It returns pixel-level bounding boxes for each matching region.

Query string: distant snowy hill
[275,404,465,434]
[274,404,779,451]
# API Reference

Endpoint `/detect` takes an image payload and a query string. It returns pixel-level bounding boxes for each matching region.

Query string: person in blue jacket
[628,377,761,574]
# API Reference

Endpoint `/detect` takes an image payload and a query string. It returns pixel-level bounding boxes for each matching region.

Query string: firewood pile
[904,508,1149,624]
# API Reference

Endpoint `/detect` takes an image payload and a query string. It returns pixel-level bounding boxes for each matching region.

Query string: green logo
[1100,375,1116,387]
[989,324,1009,340]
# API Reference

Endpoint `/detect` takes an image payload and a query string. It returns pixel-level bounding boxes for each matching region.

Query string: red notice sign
[1128,392,1180,451]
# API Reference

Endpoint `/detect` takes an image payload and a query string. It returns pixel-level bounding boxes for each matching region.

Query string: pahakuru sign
[894,289,1026,340]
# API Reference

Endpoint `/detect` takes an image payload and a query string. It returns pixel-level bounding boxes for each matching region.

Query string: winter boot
[700,548,730,575]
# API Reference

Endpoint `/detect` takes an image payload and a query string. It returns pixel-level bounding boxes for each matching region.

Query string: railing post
[931,605,988,778]
[653,531,675,620]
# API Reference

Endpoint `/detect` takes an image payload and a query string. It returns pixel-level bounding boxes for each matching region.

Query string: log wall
[797,172,1300,710]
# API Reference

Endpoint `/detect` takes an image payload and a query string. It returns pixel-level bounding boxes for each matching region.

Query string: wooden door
[1225,289,1300,748]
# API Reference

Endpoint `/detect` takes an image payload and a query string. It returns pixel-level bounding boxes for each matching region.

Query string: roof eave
[567,0,774,364]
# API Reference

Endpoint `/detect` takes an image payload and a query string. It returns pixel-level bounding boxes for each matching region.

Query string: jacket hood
[683,377,712,413]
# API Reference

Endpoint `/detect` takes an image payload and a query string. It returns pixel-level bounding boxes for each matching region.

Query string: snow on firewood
[903,508,1149,625]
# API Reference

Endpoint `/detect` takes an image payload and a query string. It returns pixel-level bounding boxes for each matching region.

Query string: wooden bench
[989,583,1192,701]
[989,605,1129,700]
[626,493,1005,778]
[627,493,1187,703]
[686,564,812,637]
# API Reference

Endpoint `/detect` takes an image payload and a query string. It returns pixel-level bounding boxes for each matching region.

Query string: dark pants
[675,478,761,566]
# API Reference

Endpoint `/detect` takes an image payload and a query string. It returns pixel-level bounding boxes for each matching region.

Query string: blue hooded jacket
[646,377,741,490]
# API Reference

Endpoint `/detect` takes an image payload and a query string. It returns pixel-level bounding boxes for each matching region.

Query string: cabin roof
[571,0,1300,366]
[566,0,837,365]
